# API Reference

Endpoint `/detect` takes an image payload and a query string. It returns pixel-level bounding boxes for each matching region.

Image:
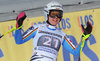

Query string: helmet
[44,1,63,21]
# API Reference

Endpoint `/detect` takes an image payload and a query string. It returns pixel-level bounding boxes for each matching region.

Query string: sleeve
[14,25,38,44]
[62,35,87,56]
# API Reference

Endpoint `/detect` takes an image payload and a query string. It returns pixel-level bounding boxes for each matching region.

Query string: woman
[14,1,92,61]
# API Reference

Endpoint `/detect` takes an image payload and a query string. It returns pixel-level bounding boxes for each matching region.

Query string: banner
[0,8,100,61]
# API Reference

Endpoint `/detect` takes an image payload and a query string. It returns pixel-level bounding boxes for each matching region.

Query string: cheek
[57,19,60,22]
[48,17,53,22]
[49,18,53,21]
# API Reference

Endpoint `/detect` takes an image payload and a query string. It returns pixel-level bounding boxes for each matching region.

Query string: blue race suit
[15,23,87,61]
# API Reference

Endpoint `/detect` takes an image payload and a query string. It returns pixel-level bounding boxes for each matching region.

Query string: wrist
[82,34,91,40]
[16,25,23,30]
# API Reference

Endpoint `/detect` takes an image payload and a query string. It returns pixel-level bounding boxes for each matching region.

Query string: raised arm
[62,21,93,56]
[14,12,38,44]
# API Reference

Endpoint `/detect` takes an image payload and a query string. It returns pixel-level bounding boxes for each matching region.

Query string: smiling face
[48,16,60,26]
[47,10,63,26]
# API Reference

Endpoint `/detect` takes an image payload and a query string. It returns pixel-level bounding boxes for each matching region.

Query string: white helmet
[44,1,63,21]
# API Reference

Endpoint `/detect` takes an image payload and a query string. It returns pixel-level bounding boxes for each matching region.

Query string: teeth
[54,20,57,21]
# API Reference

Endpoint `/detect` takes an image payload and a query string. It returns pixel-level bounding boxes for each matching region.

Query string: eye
[50,13,55,16]
[52,13,55,16]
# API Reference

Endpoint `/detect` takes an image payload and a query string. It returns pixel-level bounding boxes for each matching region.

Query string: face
[48,16,60,26]
[48,10,63,26]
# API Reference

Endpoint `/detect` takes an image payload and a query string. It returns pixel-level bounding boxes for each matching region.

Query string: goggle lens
[49,10,63,18]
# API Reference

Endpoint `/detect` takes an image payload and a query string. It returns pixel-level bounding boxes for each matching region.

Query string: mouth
[53,19,57,22]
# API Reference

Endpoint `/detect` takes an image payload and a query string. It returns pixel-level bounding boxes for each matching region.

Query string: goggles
[49,10,63,19]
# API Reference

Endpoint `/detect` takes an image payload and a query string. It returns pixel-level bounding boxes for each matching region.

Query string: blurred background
[0,0,100,21]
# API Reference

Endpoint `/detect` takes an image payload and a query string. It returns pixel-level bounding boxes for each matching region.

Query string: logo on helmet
[51,5,62,8]
[56,8,60,10]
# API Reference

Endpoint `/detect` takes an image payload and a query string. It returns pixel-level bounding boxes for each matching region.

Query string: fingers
[17,11,27,21]
[16,11,27,28]
[81,21,93,35]
[86,21,93,34]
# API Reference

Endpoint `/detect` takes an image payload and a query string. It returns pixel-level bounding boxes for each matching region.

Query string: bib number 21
[37,35,61,51]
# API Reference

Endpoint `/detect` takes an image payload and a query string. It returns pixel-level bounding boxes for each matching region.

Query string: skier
[14,1,92,61]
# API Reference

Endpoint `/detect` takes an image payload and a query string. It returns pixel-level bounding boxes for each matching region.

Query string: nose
[54,16,58,19]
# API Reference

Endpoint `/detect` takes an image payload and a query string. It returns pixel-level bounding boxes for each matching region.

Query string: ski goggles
[49,10,63,19]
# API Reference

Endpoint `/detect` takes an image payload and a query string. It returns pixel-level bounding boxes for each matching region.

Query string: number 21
[43,36,59,48]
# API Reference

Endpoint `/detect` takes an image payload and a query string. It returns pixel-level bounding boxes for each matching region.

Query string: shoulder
[57,29,66,35]
[30,24,45,29]
[33,24,46,27]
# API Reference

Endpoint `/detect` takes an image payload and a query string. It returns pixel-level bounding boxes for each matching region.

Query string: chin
[52,24,57,26]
